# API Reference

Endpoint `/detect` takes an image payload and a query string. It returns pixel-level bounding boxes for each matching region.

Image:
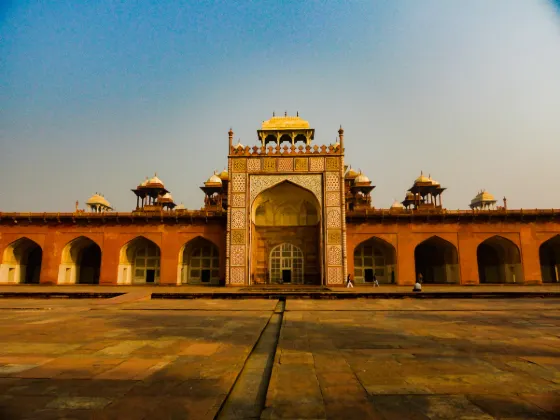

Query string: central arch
[179,237,220,285]
[118,237,161,284]
[269,243,304,284]
[540,235,560,283]
[251,181,321,285]
[414,236,459,284]
[477,236,523,284]
[353,237,397,284]
[58,236,102,284]
[0,238,42,284]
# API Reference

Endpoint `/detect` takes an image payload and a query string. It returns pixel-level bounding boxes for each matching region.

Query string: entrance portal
[540,235,560,283]
[251,181,321,285]
[269,243,304,284]
[0,238,42,284]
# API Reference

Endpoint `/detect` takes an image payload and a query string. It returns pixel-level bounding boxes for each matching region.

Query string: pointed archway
[477,236,523,284]
[0,238,42,284]
[251,181,321,285]
[118,237,161,284]
[414,236,459,284]
[353,237,397,284]
[58,237,101,284]
[179,237,220,285]
[539,235,560,283]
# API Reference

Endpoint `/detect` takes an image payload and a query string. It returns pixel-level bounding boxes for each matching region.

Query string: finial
[273,111,275,117]
[284,111,287,117]
[338,125,344,134]
[297,111,299,117]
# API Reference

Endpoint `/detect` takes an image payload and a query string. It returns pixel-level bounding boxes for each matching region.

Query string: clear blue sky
[1,0,559,212]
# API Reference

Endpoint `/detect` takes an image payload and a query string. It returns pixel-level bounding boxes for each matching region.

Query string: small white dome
[233,140,244,149]
[86,193,111,208]
[391,200,404,209]
[175,203,185,210]
[140,177,149,186]
[161,192,173,200]
[148,174,164,186]
[206,173,223,185]
[354,172,370,184]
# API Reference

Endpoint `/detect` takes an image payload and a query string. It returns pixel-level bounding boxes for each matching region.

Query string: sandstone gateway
[1,115,559,286]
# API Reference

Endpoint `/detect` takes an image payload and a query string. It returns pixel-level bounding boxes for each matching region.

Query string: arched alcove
[251,181,321,285]
[179,237,220,285]
[58,236,101,284]
[118,237,161,284]
[353,237,397,284]
[0,238,42,284]
[414,236,460,284]
[477,236,523,284]
[540,235,560,283]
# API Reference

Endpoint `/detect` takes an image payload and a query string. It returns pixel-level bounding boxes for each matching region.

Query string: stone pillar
[520,227,542,284]
[396,233,415,285]
[160,232,181,285]
[39,233,61,285]
[99,234,121,285]
[458,234,479,284]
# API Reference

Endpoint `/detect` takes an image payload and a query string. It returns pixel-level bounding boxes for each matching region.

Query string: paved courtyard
[0,297,559,419]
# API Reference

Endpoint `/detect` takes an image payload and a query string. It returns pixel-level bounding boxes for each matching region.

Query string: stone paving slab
[1,298,559,419]
[0,303,272,419]
[264,299,560,419]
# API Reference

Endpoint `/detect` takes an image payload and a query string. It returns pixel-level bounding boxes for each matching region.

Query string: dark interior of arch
[539,235,560,283]
[477,236,521,284]
[79,242,102,284]
[25,244,42,284]
[414,237,459,284]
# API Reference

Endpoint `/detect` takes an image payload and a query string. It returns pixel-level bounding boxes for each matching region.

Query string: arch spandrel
[250,175,323,207]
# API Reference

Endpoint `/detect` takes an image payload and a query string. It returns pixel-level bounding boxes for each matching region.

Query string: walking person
[372,273,379,287]
[346,274,354,288]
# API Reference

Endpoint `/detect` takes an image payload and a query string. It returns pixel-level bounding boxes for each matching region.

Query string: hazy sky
[1,0,559,212]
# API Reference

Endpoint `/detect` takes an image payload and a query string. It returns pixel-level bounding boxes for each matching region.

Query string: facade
[0,115,559,287]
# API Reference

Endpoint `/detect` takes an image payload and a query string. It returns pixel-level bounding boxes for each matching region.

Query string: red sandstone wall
[346,221,560,285]
[1,219,559,285]
[0,222,226,285]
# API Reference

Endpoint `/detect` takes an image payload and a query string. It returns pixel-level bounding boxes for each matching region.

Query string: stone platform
[0,295,559,419]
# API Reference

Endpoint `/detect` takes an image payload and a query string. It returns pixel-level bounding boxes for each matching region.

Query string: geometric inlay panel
[230,267,245,284]
[327,245,342,266]
[231,193,246,208]
[326,157,340,171]
[231,230,245,245]
[249,174,323,206]
[232,173,246,192]
[327,266,343,285]
[326,172,340,191]
[327,229,342,245]
[327,208,342,228]
[247,158,261,172]
[231,209,246,229]
[263,158,276,172]
[310,157,325,172]
[278,158,293,172]
[326,191,341,207]
[230,245,245,266]
[232,159,246,172]
[294,158,308,172]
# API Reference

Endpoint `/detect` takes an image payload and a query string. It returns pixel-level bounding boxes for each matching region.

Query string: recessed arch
[0,238,42,284]
[477,235,523,284]
[251,181,321,285]
[414,236,460,284]
[540,235,560,283]
[178,236,220,285]
[117,236,161,284]
[58,236,101,284]
[353,236,397,284]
